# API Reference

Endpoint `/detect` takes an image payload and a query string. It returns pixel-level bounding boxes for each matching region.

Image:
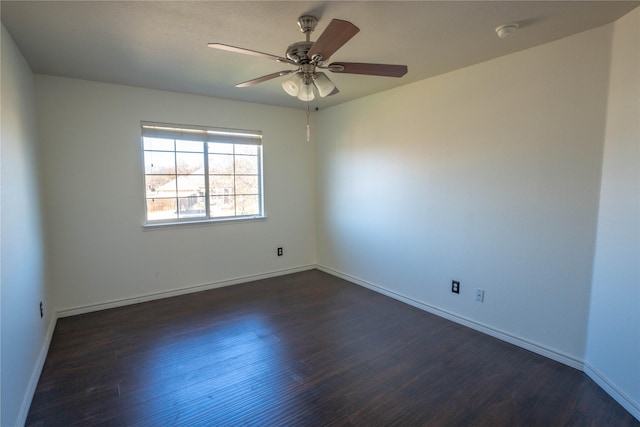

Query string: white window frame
[141,121,264,227]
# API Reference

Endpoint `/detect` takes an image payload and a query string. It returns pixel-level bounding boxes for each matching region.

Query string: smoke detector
[495,23,519,38]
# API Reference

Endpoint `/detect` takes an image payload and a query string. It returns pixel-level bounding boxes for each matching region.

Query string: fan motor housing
[285,41,313,64]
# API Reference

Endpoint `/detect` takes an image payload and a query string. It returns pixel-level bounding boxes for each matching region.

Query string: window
[141,121,264,225]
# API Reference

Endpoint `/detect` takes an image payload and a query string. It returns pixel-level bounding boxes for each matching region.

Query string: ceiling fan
[208,15,408,101]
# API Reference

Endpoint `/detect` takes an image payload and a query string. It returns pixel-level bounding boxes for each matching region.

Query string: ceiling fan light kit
[313,72,336,97]
[297,80,315,102]
[208,15,408,102]
[282,72,303,96]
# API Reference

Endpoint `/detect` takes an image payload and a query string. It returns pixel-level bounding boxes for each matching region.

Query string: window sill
[143,215,266,231]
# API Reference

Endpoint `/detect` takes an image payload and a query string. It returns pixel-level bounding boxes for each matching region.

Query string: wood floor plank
[26,269,638,426]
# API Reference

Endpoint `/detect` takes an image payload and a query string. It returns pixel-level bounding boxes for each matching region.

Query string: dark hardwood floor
[27,269,638,426]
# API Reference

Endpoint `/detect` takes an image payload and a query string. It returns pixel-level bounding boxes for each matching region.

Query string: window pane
[210,175,234,196]
[143,137,174,151]
[235,145,257,155]
[236,195,259,216]
[208,142,233,154]
[146,175,176,198]
[144,151,175,174]
[178,197,206,219]
[177,174,204,196]
[209,154,234,174]
[235,155,258,174]
[146,198,177,221]
[142,123,264,224]
[175,140,203,153]
[176,152,204,174]
[235,175,258,195]
[210,196,235,217]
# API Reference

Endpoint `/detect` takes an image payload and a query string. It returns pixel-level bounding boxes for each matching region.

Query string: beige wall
[586,7,640,417]
[317,25,611,363]
[1,24,52,426]
[317,11,639,418]
[35,76,317,313]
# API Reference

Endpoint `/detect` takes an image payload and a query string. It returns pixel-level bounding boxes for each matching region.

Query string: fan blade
[329,62,408,77]
[327,86,340,96]
[208,43,291,63]
[235,70,295,88]
[307,19,359,61]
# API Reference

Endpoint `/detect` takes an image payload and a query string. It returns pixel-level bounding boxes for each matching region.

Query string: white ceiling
[2,1,638,110]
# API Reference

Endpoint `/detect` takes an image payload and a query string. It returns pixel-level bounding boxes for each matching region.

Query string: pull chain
[306,103,311,142]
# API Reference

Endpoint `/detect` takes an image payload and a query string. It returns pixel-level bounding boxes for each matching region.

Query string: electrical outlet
[277,247,283,257]
[475,288,485,302]
[451,280,460,294]
[40,301,43,318]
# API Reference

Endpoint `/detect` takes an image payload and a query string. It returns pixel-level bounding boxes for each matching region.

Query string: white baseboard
[584,362,640,422]
[17,266,312,426]
[316,265,584,370]
[318,265,640,422]
[25,265,639,424]
[17,313,58,427]
[57,265,316,318]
